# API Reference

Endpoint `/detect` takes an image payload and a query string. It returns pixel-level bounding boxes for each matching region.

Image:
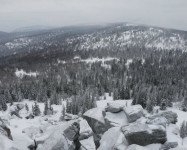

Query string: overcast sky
[0,0,187,32]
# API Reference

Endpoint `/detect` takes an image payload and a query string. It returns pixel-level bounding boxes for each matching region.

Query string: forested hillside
[0,23,187,114]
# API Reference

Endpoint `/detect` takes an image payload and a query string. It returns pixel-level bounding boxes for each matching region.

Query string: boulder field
[83,102,178,150]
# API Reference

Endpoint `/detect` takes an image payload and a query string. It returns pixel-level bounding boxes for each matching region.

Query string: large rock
[37,121,80,150]
[98,127,127,150]
[124,105,143,123]
[83,108,106,134]
[121,123,167,146]
[105,102,124,113]
[126,144,151,150]
[79,119,93,140]
[64,122,80,141]
[159,111,177,124]
[37,131,70,150]
[0,117,13,140]
[83,108,107,148]
[80,136,96,150]
[146,116,168,127]
[160,142,178,150]
[104,111,128,128]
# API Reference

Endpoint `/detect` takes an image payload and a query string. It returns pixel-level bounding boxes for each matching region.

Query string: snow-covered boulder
[64,122,80,141]
[159,111,178,124]
[80,136,96,150]
[22,126,42,139]
[37,121,80,150]
[16,104,25,110]
[83,108,106,134]
[98,127,127,150]
[37,131,70,150]
[79,119,93,140]
[105,102,124,113]
[146,116,168,127]
[63,113,79,121]
[121,123,167,146]
[104,111,128,128]
[126,144,151,150]
[123,105,143,123]
[9,105,22,118]
[160,142,178,150]
[0,117,13,140]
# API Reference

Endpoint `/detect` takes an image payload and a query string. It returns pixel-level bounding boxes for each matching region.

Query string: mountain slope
[0,23,187,61]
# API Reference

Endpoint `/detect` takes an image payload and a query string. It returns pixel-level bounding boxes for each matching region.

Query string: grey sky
[0,0,187,32]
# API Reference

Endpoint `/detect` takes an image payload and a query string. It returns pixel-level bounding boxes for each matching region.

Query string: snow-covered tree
[25,103,29,112]
[32,102,41,116]
[180,121,186,145]
[43,101,49,115]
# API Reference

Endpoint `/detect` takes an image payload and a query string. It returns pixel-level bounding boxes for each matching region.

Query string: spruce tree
[33,102,41,116]
[180,121,186,145]
[43,101,49,115]
[25,103,29,112]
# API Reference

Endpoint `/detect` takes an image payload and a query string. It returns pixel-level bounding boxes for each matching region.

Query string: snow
[1,95,187,150]
[145,144,161,150]
[15,69,39,78]
[0,100,65,150]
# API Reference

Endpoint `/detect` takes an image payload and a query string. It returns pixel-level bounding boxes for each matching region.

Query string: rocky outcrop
[160,142,178,150]
[105,102,124,113]
[123,105,143,123]
[0,117,13,140]
[126,144,151,150]
[121,123,167,146]
[98,127,127,150]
